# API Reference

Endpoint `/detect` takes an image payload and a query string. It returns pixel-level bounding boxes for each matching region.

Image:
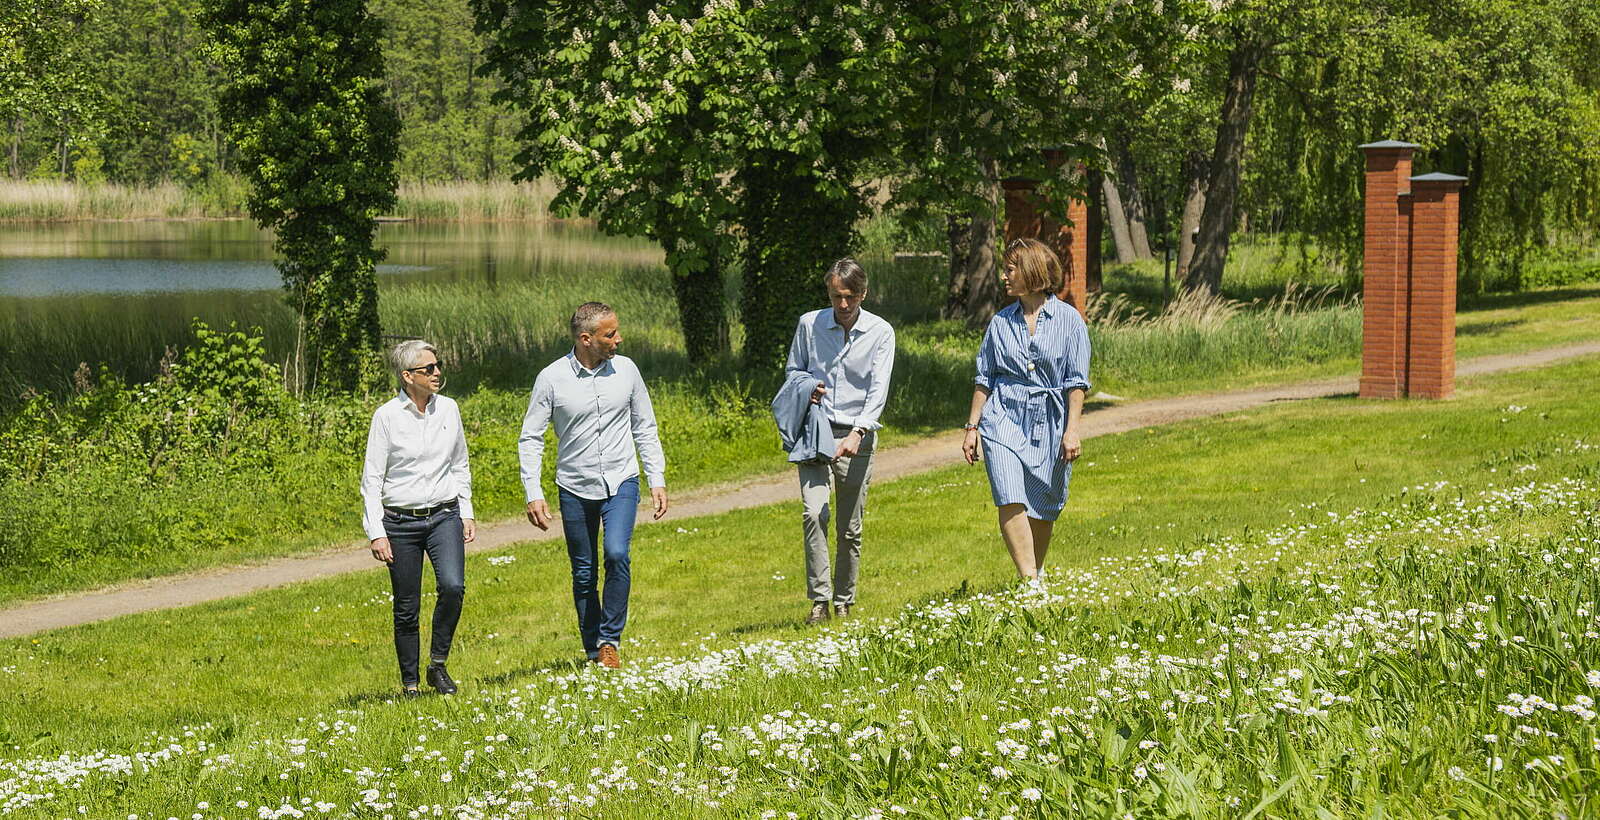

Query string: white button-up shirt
[519,352,667,502]
[785,307,896,430]
[360,392,475,541]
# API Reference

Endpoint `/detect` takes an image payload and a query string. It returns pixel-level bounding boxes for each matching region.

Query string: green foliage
[202,0,401,393]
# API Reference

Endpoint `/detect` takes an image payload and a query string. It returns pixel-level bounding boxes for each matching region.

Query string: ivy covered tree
[474,0,908,370]
[202,0,400,393]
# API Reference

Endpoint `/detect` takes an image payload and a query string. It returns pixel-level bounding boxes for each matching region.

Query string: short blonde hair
[389,339,437,390]
[1004,238,1063,295]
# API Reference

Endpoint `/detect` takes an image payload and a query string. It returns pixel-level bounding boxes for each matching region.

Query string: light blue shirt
[975,296,1091,468]
[518,352,667,502]
[784,307,896,431]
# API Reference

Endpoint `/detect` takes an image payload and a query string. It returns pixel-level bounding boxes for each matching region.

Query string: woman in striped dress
[960,238,1091,581]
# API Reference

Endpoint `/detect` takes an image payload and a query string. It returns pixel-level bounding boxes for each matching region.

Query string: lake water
[0,220,664,296]
[0,219,943,396]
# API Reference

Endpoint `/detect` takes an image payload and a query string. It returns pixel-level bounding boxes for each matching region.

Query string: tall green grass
[0,179,559,222]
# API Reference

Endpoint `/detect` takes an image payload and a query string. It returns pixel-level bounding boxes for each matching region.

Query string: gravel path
[5,339,1597,639]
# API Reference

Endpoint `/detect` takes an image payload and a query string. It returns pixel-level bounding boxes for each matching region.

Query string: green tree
[202,0,401,393]
[1,0,102,180]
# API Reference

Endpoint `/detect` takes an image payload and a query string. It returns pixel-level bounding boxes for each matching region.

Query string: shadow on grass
[1458,319,1526,336]
[1460,284,1600,312]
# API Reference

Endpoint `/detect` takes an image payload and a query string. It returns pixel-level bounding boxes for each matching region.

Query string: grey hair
[570,301,616,339]
[822,257,868,293]
[389,339,437,390]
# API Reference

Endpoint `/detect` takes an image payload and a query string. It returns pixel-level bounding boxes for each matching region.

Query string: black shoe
[401,684,422,698]
[426,663,457,695]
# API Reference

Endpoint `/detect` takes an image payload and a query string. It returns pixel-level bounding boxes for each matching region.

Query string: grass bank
[2,356,1598,816]
[0,179,557,222]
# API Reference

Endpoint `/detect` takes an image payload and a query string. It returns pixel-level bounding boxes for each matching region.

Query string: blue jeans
[383,506,466,685]
[558,477,639,657]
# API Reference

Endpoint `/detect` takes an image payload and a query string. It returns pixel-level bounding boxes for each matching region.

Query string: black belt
[384,500,459,518]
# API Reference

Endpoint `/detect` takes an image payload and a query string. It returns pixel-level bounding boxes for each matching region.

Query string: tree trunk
[1086,168,1104,293]
[943,157,1003,325]
[1113,144,1154,258]
[9,119,20,179]
[1186,38,1268,293]
[1176,151,1208,282]
[669,245,730,363]
[739,150,861,372]
[1100,171,1137,264]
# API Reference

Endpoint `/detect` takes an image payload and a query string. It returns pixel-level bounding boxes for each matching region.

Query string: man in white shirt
[361,340,476,696]
[785,258,896,624]
[519,302,669,668]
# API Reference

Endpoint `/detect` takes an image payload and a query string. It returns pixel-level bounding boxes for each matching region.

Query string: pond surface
[0,220,663,296]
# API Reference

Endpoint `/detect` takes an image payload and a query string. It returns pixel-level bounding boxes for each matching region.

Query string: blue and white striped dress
[975,296,1092,520]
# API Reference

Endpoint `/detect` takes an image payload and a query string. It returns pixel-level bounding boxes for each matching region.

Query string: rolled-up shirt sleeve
[360,409,391,541]
[518,375,554,503]
[449,402,475,520]
[974,319,998,390]
[1061,312,1092,394]
[853,327,896,431]
[628,363,668,489]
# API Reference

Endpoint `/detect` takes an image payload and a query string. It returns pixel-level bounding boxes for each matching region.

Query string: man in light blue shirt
[785,258,896,624]
[519,302,669,668]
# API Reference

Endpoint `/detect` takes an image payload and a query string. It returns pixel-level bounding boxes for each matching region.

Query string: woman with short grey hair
[360,339,476,696]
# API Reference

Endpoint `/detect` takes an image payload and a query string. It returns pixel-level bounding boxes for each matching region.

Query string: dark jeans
[558,477,639,657]
[383,506,466,685]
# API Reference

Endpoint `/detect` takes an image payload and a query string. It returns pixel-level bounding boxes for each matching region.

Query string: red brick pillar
[1406,173,1466,399]
[1001,170,1089,312]
[1358,140,1417,399]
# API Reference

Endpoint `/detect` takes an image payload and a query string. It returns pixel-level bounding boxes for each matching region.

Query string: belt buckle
[408,505,431,516]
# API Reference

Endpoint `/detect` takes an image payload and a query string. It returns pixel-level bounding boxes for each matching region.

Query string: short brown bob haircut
[1004,237,1063,295]
[823,257,868,293]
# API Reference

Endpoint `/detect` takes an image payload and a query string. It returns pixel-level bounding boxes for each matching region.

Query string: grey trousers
[798,428,876,604]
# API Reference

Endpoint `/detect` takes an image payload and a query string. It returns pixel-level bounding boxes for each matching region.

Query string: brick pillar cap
[1358,139,1421,150]
[1409,172,1468,183]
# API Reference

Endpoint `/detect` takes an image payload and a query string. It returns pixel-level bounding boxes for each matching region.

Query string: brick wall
[1002,156,1090,313]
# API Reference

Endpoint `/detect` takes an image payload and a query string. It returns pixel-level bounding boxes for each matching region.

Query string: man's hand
[1061,431,1083,462]
[462,518,476,543]
[370,537,394,564]
[962,429,981,465]
[651,486,669,520]
[526,500,552,530]
[836,430,863,459]
[809,383,828,404]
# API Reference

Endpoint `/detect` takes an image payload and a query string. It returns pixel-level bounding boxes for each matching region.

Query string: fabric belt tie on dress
[994,377,1067,469]
[384,499,459,518]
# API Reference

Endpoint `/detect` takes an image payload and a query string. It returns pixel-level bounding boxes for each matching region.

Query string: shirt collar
[567,350,613,377]
[825,307,876,335]
[1010,295,1058,321]
[397,390,435,416]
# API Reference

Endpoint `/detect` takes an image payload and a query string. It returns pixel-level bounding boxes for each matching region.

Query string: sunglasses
[405,361,443,376]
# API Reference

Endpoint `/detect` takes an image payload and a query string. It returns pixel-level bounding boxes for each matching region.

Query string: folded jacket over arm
[770,371,835,464]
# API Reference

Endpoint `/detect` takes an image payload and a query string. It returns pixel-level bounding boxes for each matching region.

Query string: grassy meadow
[2,355,1598,816]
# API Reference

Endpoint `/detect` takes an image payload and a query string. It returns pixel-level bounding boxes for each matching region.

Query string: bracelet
[962,423,979,431]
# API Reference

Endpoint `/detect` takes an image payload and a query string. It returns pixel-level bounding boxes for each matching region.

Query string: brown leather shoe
[597,644,621,669]
[805,602,830,625]
[833,602,852,619]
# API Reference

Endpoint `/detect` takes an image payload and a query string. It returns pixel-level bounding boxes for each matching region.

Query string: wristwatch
[852,426,868,437]
[962,422,979,431]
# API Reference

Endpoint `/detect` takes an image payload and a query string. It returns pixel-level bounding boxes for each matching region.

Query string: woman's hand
[370,537,394,564]
[1061,430,1082,462]
[962,428,981,465]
